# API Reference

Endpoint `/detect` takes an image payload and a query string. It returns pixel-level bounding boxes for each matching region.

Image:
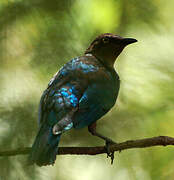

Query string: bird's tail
[28,124,61,166]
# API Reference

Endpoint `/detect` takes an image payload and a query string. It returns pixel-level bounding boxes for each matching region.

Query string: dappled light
[0,0,174,179]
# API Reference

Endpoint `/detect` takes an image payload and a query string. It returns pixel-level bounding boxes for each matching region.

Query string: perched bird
[28,33,137,166]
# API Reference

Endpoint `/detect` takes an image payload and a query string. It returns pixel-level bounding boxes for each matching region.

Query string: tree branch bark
[0,136,174,157]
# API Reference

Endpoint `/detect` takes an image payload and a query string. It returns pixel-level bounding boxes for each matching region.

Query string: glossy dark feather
[28,33,137,166]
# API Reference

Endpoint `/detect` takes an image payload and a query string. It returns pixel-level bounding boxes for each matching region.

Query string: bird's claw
[108,152,114,165]
[105,140,116,165]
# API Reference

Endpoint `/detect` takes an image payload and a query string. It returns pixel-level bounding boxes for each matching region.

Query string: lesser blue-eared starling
[28,33,137,166]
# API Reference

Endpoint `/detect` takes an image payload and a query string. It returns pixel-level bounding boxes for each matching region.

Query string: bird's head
[85,33,137,67]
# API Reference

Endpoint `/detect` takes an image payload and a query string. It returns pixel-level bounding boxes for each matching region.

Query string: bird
[28,33,137,166]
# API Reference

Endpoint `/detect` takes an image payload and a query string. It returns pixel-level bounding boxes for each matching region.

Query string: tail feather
[28,124,61,166]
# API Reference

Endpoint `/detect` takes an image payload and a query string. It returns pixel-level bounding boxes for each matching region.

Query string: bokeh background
[0,0,174,179]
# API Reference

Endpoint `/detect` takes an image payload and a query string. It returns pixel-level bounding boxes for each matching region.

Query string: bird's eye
[102,37,109,43]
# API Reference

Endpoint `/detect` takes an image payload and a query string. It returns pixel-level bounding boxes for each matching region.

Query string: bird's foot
[88,123,117,164]
[105,140,117,165]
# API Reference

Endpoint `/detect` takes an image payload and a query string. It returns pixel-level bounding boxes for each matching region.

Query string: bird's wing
[30,80,81,166]
[38,56,100,133]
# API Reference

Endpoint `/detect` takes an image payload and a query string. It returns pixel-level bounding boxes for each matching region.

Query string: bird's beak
[122,38,138,45]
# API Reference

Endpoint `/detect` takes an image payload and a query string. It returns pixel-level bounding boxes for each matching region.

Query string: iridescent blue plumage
[28,33,137,166]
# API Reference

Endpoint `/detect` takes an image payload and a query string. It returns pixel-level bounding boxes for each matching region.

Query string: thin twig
[0,136,174,157]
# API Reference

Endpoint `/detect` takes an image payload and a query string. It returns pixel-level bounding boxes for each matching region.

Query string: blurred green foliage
[0,0,174,179]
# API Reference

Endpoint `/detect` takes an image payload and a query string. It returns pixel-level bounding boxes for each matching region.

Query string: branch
[0,136,174,157]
